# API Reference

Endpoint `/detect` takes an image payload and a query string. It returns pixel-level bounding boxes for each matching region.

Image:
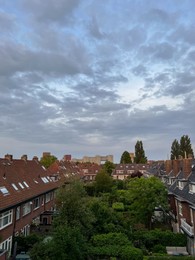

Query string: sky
[0,0,195,163]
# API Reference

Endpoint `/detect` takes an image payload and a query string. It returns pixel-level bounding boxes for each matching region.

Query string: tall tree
[120,151,132,164]
[95,170,113,193]
[102,161,115,176]
[134,141,147,164]
[170,139,180,160]
[180,135,194,158]
[127,176,168,229]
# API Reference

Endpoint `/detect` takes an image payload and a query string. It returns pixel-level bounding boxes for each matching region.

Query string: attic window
[42,166,46,171]
[12,184,19,191]
[178,181,185,190]
[189,184,195,194]
[23,181,29,188]
[41,177,49,183]
[34,179,38,184]
[0,186,9,195]
[18,182,25,189]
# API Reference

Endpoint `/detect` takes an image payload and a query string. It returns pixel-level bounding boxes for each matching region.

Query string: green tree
[102,160,115,175]
[127,177,168,229]
[95,170,113,193]
[134,141,147,164]
[170,139,180,160]
[40,154,57,168]
[180,135,194,158]
[120,151,132,164]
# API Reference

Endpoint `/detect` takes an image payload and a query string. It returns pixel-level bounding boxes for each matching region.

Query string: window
[0,186,9,195]
[33,198,40,209]
[178,181,185,190]
[18,182,24,189]
[22,202,31,216]
[23,181,29,188]
[0,236,12,254]
[12,183,18,191]
[41,177,49,183]
[45,193,51,203]
[190,208,194,224]
[178,201,183,215]
[189,184,195,193]
[16,206,20,220]
[0,210,13,230]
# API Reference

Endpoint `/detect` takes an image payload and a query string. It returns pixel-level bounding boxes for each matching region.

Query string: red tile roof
[0,158,59,211]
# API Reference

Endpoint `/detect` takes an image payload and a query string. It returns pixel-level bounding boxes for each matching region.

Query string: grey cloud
[132,65,148,77]
[0,11,15,32]
[19,0,80,24]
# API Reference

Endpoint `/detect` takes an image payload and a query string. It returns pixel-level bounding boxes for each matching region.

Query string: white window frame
[33,197,40,210]
[22,202,31,216]
[0,210,13,230]
[189,184,195,194]
[45,193,51,203]
[16,206,20,220]
[0,236,12,254]
[178,201,183,216]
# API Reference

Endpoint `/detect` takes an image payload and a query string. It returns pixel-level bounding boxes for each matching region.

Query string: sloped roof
[0,158,59,212]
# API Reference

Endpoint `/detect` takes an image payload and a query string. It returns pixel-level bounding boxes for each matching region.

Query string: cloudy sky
[0,0,195,162]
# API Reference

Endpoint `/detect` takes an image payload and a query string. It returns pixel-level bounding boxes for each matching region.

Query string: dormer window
[178,181,185,190]
[189,184,195,194]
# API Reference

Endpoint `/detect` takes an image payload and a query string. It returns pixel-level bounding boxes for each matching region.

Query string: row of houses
[2,153,195,257]
[155,158,195,255]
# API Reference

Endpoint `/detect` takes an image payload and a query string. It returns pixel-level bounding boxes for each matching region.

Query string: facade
[157,158,195,255]
[72,155,113,165]
[112,163,149,180]
[0,155,59,257]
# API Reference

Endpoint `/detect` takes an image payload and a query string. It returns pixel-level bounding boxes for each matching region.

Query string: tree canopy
[170,135,194,159]
[134,141,147,164]
[102,160,115,175]
[126,176,168,229]
[120,151,132,164]
[40,154,57,168]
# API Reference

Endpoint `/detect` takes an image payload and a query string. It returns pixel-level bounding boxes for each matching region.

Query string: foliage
[170,135,194,159]
[14,234,41,254]
[54,179,95,238]
[102,160,115,175]
[120,150,132,163]
[112,202,125,211]
[94,169,113,193]
[127,177,168,229]
[133,229,187,251]
[134,141,147,163]
[180,135,194,158]
[170,139,180,160]
[30,224,88,260]
[152,244,166,254]
[40,154,57,168]
[89,233,143,260]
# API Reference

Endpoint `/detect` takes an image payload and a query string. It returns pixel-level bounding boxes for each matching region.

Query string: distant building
[72,155,113,165]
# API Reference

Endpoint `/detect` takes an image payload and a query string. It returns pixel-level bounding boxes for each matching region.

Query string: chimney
[33,156,39,162]
[63,154,71,161]
[4,154,13,161]
[21,154,27,161]
[183,158,192,179]
[165,160,172,174]
[173,159,180,177]
[43,152,51,158]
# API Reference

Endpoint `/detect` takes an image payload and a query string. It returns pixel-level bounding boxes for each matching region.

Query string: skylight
[18,182,24,189]
[0,186,9,195]
[23,181,29,188]
[41,177,49,183]
[12,183,19,191]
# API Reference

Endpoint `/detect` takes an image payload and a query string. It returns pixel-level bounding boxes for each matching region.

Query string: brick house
[48,157,101,182]
[0,154,59,257]
[112,163,149,180]
[157,158,195,255]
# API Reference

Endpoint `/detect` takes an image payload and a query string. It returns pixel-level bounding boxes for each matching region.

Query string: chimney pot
[21,154,27,161]
[4,154,13,161]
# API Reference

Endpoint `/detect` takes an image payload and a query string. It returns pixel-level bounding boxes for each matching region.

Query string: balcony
[180,218,194,237]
